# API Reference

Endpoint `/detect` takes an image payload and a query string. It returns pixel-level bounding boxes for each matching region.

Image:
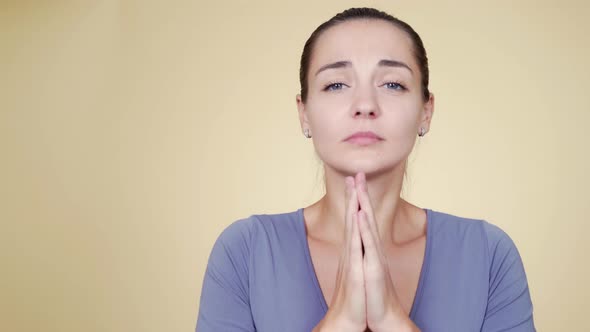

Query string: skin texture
[296,19,434,332]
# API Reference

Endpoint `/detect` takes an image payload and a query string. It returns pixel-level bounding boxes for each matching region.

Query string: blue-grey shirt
[196,208,535,331]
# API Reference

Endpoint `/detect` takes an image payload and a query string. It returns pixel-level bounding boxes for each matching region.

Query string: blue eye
[384,82,406,90]
[323,82,346,91]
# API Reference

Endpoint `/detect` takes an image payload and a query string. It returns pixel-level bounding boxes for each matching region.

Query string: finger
[346,177,360,255]
[355,172,375,219]
[358,210,380,269]
[350,207,363,267]
[355,172,380,241]
[343,176,358,262]
[348,213,365,296]
[333,180,353,305]
[345,176,359,235]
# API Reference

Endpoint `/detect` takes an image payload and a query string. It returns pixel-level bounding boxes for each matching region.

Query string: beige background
[1,0,589,331]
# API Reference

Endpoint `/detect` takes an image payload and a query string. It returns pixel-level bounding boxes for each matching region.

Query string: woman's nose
[351,88,380,119]
[354,108,377,118]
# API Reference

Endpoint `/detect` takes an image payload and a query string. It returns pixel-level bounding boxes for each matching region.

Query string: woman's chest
[307,236,426,315]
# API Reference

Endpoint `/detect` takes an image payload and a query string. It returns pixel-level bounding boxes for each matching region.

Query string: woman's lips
[343,131,384,146]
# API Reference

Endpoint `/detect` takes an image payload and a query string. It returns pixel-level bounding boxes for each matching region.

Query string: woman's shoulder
[213,208,303,249]
[427,208,522,260]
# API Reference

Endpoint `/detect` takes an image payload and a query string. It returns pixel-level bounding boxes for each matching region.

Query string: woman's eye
[383,82,406,90]
[323,82,346,91]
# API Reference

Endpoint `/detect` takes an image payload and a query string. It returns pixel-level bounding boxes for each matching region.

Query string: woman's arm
[481,222,536,331]
[196,219,255,332]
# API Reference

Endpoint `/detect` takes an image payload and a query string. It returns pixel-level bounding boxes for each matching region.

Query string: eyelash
[323,82,346,91]
[322,81,407,91]
[383,82,406,91]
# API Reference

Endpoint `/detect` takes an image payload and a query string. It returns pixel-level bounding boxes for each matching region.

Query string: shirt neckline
[296,207,433,320]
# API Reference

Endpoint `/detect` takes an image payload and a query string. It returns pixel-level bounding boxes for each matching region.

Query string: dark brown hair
[299,7,430,103]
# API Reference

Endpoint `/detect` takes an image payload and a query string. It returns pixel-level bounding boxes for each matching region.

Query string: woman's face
[297,19,434,177]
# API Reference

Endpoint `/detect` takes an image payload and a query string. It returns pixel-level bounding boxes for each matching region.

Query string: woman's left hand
[354,172,420,332]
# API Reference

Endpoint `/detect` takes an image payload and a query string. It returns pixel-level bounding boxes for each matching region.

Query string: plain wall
[1,0,589,331]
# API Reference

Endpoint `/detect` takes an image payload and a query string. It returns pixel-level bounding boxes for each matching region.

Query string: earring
[418,127,426,137]
[304,128,312,138]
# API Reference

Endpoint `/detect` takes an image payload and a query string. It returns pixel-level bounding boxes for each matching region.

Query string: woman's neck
[305,164,423,247]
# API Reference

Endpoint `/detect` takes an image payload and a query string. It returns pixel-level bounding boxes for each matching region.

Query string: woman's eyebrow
[315,59,413,76]
[315,61,351,76]
[378,59,413,75]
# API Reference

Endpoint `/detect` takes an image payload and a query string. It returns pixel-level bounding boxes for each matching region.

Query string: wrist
[372,313,419,332]
[315,316,363,332]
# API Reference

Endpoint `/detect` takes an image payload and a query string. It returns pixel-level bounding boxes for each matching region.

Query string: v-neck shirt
[196,208,535,331]
[299,208,431,318]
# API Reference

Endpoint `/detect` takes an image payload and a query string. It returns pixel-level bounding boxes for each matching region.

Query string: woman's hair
[299,7,430,103]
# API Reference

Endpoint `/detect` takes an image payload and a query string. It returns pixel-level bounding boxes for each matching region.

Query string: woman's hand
[315,176,367,332]
[314,172,420,332]
[354,172,420,332]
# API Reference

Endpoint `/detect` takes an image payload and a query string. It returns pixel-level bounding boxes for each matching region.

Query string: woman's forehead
[310,19,416,73]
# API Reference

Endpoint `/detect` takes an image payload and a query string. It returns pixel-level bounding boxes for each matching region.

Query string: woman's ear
[420,92,435,134]
[296,94,310,134]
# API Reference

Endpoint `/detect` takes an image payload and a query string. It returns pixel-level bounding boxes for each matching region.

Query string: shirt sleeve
[196,218,255,332]
[481,221,536,331]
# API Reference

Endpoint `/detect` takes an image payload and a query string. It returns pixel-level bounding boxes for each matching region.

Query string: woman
[196,7,535,332]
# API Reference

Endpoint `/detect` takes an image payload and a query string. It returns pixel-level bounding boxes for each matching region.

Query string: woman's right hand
[313,176,367,332]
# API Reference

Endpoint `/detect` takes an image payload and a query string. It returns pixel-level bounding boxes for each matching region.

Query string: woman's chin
[330,161,400,178]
